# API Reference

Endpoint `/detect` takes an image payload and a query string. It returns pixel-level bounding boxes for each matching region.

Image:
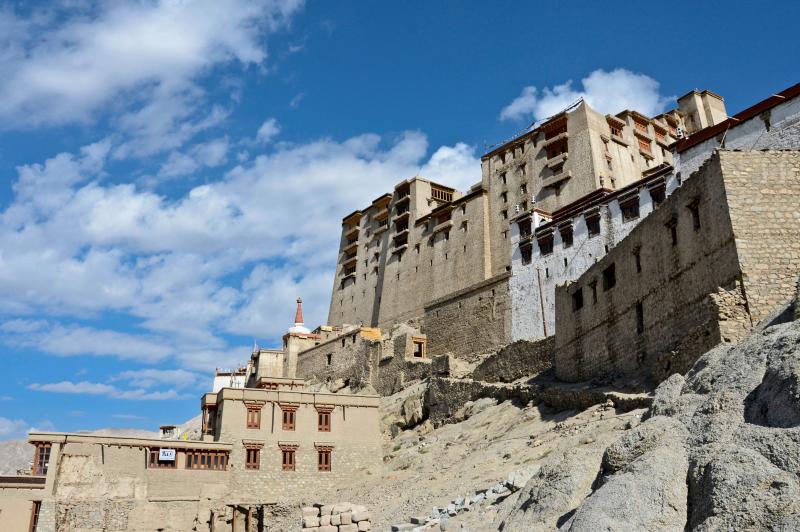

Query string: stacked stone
[302,503,371,532]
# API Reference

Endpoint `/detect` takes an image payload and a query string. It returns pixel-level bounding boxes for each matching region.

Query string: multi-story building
[0,303,381,532]
[327,92,724,356]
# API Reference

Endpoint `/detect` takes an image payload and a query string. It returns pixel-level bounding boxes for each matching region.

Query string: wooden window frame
[316,406,334,432]
[281,404,298,431]
[32,443,51,476]
[244,445,261,470]
[279,444,298,471]
[244,401,264,430]
[411,337,427,359]
[29,500,41,532]
[316,445,333,472]
[147,448,177,469]
[185,450,228,471]
[559,224,573,249]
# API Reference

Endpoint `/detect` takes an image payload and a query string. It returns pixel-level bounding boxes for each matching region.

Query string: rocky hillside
[498,315,800,531]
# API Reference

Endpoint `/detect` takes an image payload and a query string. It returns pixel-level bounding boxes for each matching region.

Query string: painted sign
[159,448,176,461]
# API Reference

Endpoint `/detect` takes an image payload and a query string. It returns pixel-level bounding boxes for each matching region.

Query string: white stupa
[287,297,311,335]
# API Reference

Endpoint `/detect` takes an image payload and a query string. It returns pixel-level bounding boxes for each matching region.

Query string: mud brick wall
[554,152,750,384]
[422,273,512,361]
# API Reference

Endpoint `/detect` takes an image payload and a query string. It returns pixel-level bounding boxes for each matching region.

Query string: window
[185,450,228,470]
[610,125,623,138]
[590,281,598,304]
[634,249,642,273]
[518,218,532,238]
[667,217,678,246]
[147,448,177,469]
[412,338,426,358]
[620,196,640,222]
[545,138,568,159]
[637,137,652,155]
[519,163,527,177]
[29,501,41,532]
[32,443,51,476]
[500,192,508,203]
[687,200,701,231]
[246,403,262,429]
[537,234,554,256]
[636,302,645,334]
[317,409,332,432]
[521,244,532,265]
[281,405,297,431]
[501,210,508,220]
[602,264,616,291]
[572,289,584,311]
[560,225,573,248]
[281,446,296,471]
[650,185,666,207]
[499,172,507,184]
[317,448,332,472]
[586,214,601,237]
[520,183,528,195]
[245,447,260,470]
[634,119,648,135]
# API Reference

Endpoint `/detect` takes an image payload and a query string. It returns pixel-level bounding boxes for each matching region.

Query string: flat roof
[676,82,800,153]
[28,432,233,450]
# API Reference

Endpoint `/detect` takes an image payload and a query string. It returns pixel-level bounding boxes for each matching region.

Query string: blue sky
[0,0,797,439]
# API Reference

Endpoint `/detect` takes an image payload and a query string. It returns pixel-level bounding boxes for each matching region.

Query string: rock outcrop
[502,315,800,531]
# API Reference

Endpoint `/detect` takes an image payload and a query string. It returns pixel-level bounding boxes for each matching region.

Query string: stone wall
[554,152,750,384]
[422,273,512,361]
[301,502,371,531]
[470,337,553,383]
[721,150,800,323]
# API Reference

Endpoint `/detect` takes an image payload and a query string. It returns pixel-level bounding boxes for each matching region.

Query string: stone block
[303,507,321,518]
[358,521,371,531]
[318,526,337,532]
[333,503,352,513]
[330,513,341,526]
[351,510,370,522]
[303,516,320,528]
[339,524,358,532]
[320,514,331,526]
[409,516,426,524]
[341,511,353,524]
[321,505,334,515]
[350,504,367,514]
[302,528,319,532]
[391,525,415,531]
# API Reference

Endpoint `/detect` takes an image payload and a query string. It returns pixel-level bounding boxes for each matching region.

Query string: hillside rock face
[502,316,800,531]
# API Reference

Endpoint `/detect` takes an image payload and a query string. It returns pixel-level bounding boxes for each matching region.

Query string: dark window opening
[520,244,532,265]
[586,215,601,237]
[518,218,532,238]
[537,235,554,256]
[687,201,701,231]
[620,197,640,222]
[636,302,645,334]
[634,249,642,273]
[560,225,573,248]
[572,289,584,311]
[282,407,296,431]
[650,185,666,206]
[245,447,260,470]
[412,339,426,358]
[590,281,598,303]
[326,354,332,366]
[667,218,678,246]
[29,501,41,532]
[602,264,616,291]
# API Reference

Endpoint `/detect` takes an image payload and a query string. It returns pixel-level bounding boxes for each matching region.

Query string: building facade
[554,149,800,384]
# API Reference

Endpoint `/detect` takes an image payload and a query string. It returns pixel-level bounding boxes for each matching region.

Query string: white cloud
[256,118,281,143]
[0,0,303,128]
[28,380,187,401]
[0,129,480,372]
[5,324,173,363]
[113,369,202,390]
[158,137,230,179]
[499,68,673,122]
